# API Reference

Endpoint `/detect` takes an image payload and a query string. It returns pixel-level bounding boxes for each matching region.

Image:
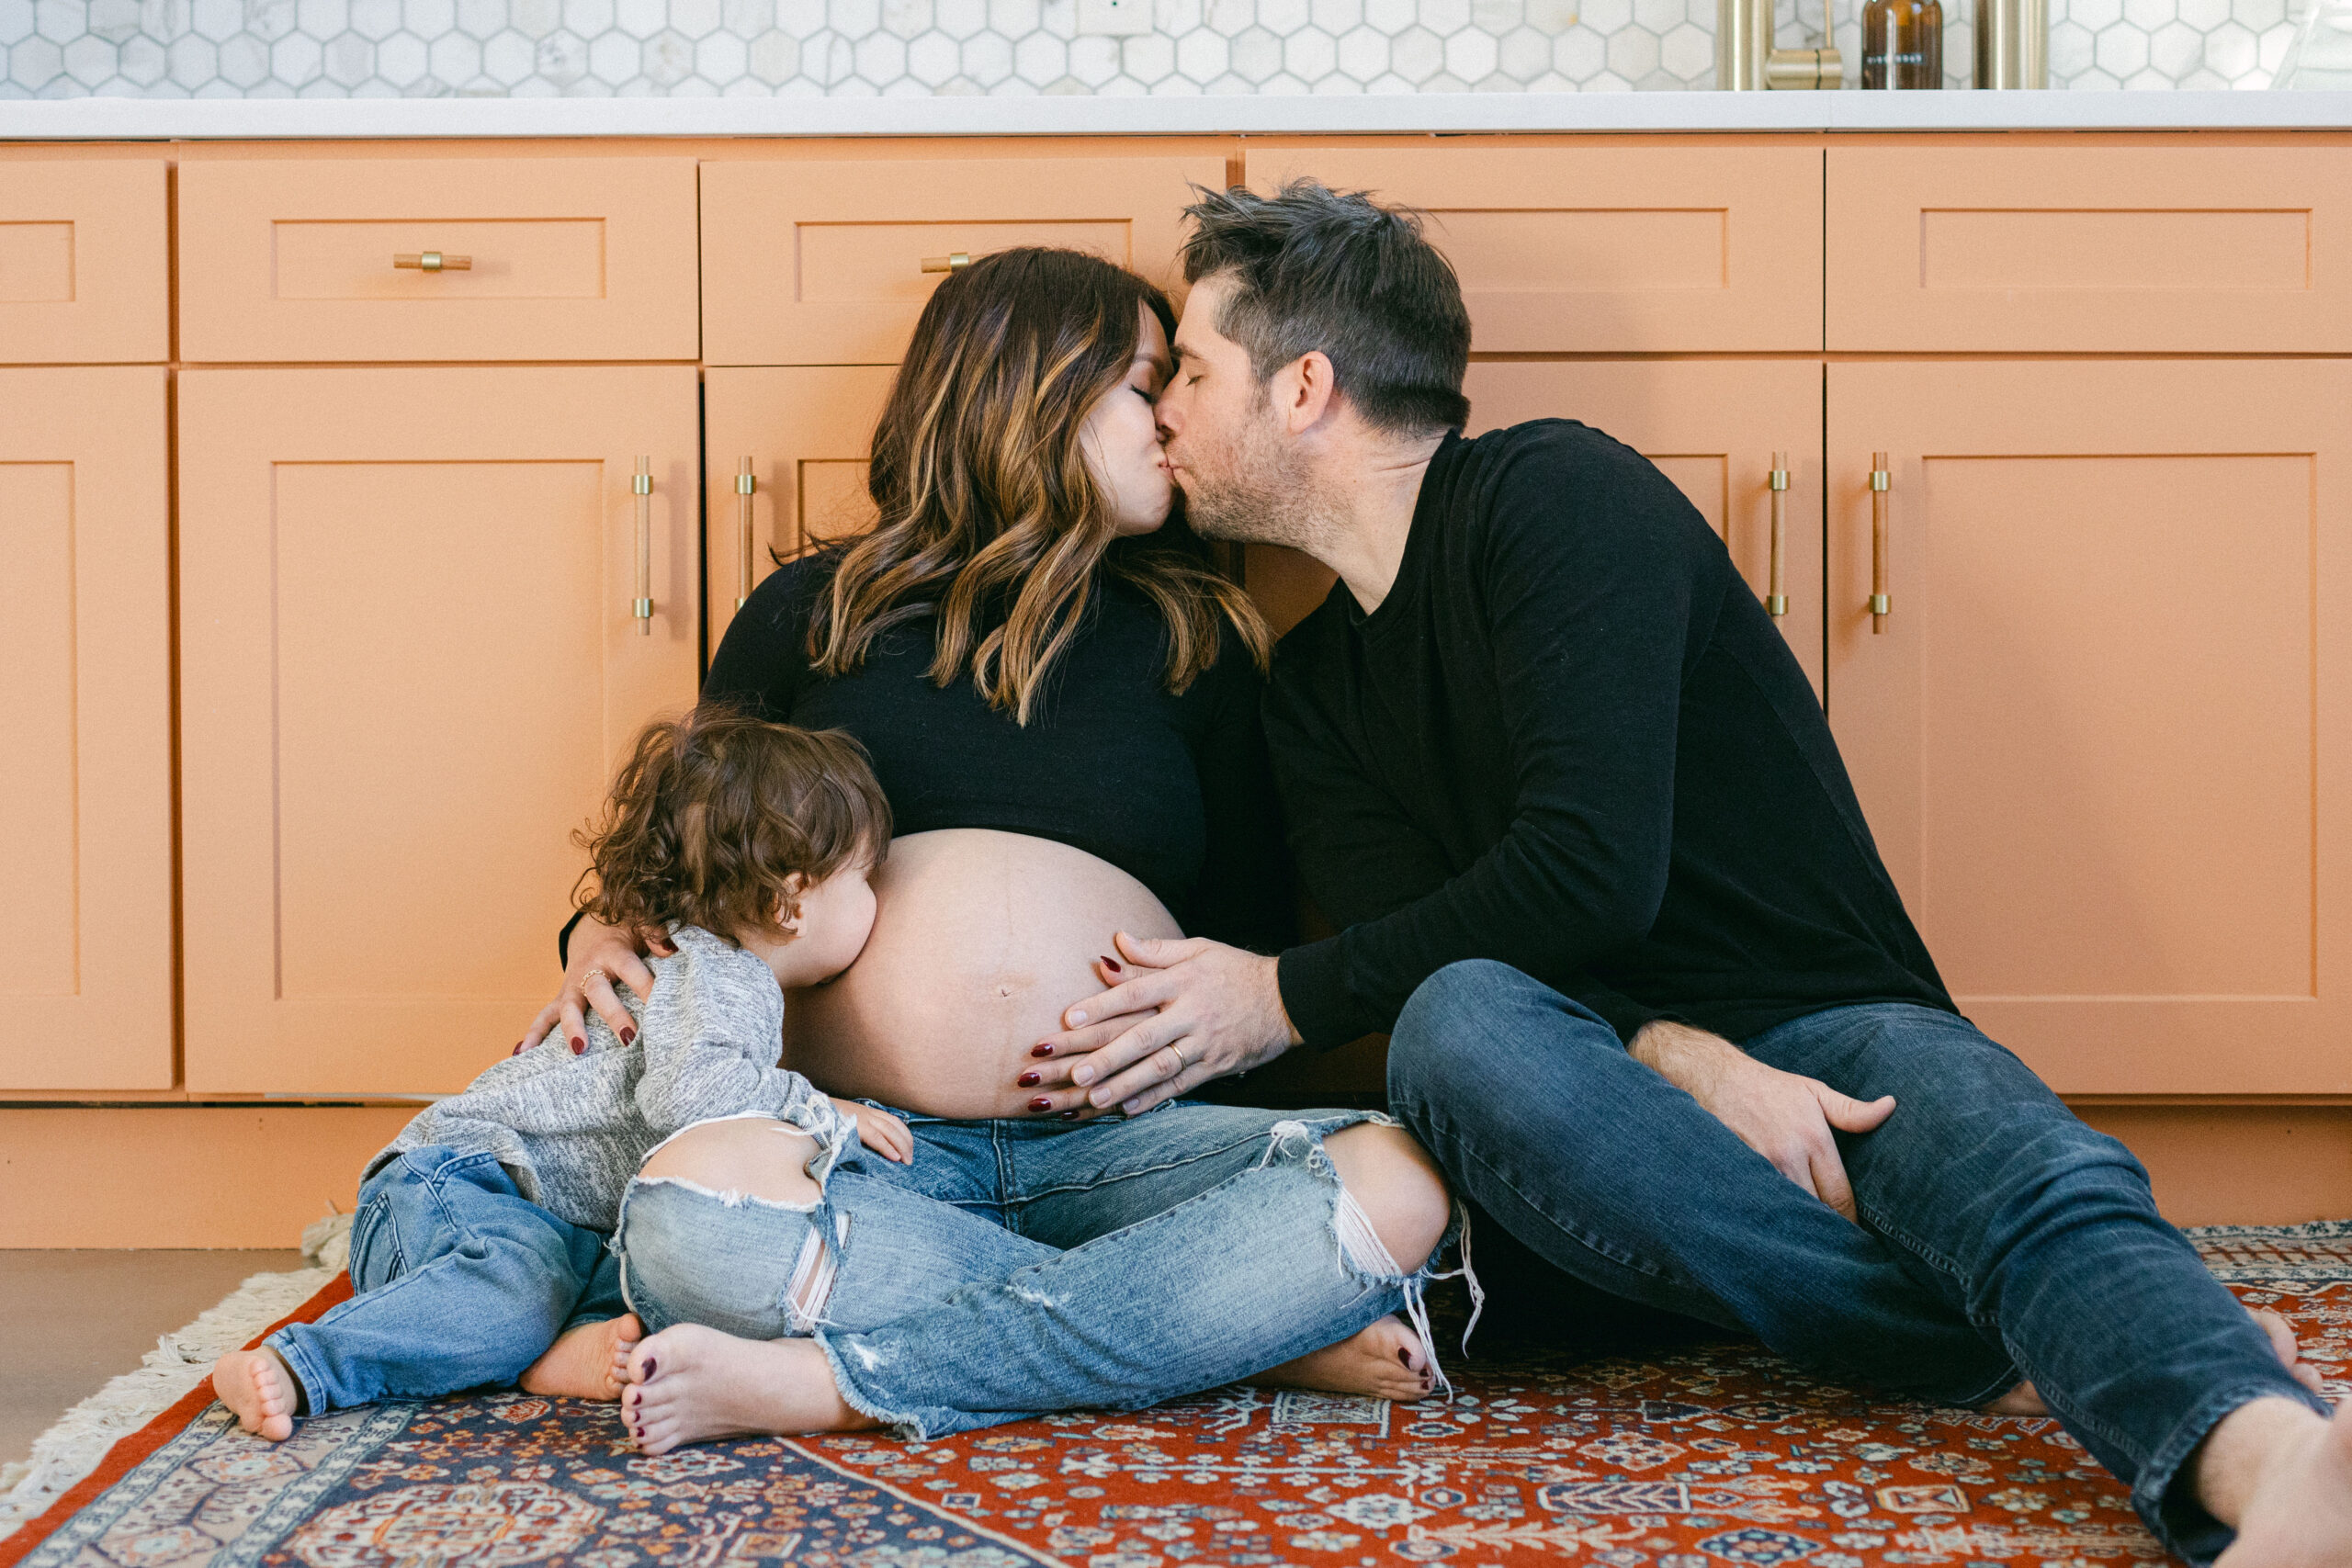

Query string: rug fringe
[0,1212,355,1544]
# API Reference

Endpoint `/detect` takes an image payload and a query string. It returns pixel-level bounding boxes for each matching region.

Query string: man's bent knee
[1325,1122,1451,1274]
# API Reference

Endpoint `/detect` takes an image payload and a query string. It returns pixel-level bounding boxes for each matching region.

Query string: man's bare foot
[2209,1396,2346,1566]
[1985,1306,2325,1418]
[619,1324,881,1454]
[519,1314,641,1401]
[211,1348,300,1442]
[1252,1315,1435,1402]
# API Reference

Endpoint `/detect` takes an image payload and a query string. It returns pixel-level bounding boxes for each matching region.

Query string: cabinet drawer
[1828,144,2352,353]
[0,161,168,364]
[177,159,699,364]
[1245,142,1824,354]
[700,152,1227,367]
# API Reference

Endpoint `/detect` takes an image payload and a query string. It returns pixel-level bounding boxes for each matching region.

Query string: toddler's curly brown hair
[573,703,891,943]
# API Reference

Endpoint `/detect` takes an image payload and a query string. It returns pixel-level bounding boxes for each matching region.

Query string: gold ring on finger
[1170,1044,1189,1072]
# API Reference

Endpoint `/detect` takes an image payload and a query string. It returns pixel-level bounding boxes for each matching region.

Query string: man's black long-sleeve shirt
[1263,420,1956,1049]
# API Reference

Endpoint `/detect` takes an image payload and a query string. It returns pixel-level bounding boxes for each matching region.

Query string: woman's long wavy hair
[807,246,1272,726]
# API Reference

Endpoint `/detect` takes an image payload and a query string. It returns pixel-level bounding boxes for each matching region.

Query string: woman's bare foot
[1985,1306,2325,1418]
[519,1314,641,1401]
[2211,1398,2349,1566]
[1252,1315,1435,1403]
[619,1324,880,1454]
[211,1348,300,1442]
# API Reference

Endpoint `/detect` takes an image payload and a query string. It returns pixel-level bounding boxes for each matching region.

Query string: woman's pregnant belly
[780,829,1183,1122]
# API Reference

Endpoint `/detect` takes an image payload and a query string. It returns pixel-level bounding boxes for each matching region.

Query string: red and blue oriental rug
[6,1222,2347,1568]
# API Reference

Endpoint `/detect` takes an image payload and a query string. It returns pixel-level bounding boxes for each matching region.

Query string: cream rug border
[0,1213,353,1543]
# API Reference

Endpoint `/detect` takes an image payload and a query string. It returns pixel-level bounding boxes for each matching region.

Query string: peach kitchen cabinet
[1245,361,1826,696]
[175,158,699,364]
[0,367,174,1090]
[177,365,701,1097]
[699,150,1228,367]
[704,366,895,651]
[0,161,170,365]
[1244,141,1824,354]
[1826,358,2352,1097]
[1826,142,2352,354]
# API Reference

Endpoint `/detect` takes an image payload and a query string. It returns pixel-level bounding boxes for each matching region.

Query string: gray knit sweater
[365,923,849,1232]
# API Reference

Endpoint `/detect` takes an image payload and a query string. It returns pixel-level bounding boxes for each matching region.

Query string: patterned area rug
[6,1223,2347,1568]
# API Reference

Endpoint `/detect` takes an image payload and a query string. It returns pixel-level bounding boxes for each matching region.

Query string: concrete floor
[0,1250,303,1472]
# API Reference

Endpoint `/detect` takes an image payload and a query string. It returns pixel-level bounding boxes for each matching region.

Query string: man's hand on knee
[1631,1020,1894,1222]
[1028,931,1303,1117]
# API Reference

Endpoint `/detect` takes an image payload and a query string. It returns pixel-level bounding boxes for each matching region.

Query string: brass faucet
[1716,0,1841,86]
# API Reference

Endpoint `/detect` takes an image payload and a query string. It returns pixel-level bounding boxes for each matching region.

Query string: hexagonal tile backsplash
[0,0,2303,96]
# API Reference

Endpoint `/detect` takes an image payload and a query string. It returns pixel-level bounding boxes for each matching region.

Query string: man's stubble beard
[1175,412,1329,553]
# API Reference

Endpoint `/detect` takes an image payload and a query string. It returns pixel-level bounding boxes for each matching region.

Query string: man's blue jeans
[1387,961,2327,1565]
[269,1146,627,1413]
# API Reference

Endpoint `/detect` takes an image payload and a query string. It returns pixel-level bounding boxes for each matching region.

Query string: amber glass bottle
[1860,0,1943,85]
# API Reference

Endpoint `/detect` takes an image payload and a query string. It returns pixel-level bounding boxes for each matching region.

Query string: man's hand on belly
[1025,932,1303,1117]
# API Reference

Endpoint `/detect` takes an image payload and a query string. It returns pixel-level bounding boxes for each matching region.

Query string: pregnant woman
[534,247,1464,1449]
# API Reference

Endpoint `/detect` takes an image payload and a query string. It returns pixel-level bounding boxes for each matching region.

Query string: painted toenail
[643,1357,657,1377]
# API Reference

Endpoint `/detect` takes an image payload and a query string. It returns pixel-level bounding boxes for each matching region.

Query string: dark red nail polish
[621,1026,637,1044]
[1018,1071,1041,1088]
[1060,1110,1081,1121]
[643,1357,657,1378]
[512,1043,525,1055]
[571,1035,586,1053]
[1029,1097,1053,1111]
[1031,1043,1054,1058]
[1100,954,1123,973]
[1397,1348,1412,1365]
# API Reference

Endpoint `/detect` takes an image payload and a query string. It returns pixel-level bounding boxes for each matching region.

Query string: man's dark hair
[1181,179,1471,437]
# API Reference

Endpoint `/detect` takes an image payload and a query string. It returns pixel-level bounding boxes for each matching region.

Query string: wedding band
[1170,1045,1190,1071]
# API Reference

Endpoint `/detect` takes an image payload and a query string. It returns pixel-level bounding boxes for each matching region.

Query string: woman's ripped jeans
[615,1102,1472,1438]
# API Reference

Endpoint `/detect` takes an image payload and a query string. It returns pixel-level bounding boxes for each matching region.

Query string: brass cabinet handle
[393,251,472,272]
[921,252,972,274]
[633,457,653,636]
[1766,451,1789,617]
[737,457,757,611]
[1869,452,1891,634]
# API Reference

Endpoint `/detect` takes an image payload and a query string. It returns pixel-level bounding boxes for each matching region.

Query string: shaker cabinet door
[1243,360,1826,696]
[704,366,896,654]
[0,162,169,364]
[1826,359,2352,1094]
[178,367,702,1096]
[0,367,174,1089]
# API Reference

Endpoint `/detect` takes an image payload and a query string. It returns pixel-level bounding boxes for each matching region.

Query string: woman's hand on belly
[1023,932,1304,1118]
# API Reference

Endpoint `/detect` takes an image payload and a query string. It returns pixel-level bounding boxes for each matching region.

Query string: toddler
[211,705,901,1441]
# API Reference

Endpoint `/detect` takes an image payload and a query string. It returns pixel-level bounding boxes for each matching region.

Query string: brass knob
[394,251,473,272]
[921,253,972,274]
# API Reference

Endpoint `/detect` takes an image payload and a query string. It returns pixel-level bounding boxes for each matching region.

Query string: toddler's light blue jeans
[268,1145,626,1413]
[616,1103,1462,1438]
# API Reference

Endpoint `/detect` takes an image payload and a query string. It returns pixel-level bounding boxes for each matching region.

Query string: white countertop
[6,87,2352,139]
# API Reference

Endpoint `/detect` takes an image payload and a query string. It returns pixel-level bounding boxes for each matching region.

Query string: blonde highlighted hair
[806,246,1272,726]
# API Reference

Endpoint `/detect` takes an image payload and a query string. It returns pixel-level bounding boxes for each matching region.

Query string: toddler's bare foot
[1987,1305,2324,1418]
[211,1348,300,1442]
[1253,1315,1434,1403]
[619,1324,879,1454]
[520,1313,641,1401]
